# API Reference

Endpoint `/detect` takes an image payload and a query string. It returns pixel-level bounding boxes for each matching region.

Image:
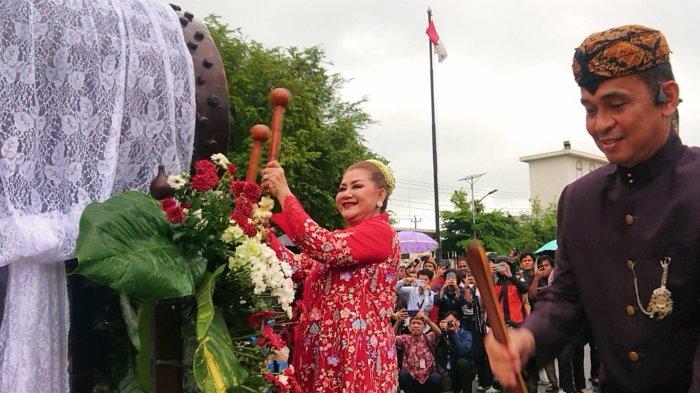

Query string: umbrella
[534,239,557,254]
[397,231,439,254]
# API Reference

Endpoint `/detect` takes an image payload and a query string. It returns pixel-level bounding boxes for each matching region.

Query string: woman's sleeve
[271,195,394,268]
[265,230,314,284]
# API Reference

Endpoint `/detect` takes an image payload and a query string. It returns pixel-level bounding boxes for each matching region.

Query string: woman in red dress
[262,159,399,393]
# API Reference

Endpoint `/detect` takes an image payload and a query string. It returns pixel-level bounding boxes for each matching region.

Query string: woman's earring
[377,201,383,208]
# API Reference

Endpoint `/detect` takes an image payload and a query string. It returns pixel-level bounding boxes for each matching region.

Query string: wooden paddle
[466,238,528,393]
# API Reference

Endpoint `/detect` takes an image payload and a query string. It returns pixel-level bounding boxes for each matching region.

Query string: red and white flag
[426,20,447,62]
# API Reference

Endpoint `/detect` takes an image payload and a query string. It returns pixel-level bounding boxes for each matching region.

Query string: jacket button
[627,260,635,270]
[628,351,639,362]
[625,214,636,225]
[626,305,635,316]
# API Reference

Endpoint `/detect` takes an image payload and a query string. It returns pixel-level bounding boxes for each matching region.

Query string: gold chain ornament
[631,257,673,320]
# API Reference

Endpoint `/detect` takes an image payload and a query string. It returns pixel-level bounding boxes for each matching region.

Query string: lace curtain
[0,0,195,391]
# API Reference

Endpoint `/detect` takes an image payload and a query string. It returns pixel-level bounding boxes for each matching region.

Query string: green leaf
[195,265,226,341]
[193,311,248,392]
[74,191,206,299]
[135,301,152,392]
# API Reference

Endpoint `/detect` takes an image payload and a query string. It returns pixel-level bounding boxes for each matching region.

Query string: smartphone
[407,310,418,317]
[414,279,425,287]
[446,272,456,282]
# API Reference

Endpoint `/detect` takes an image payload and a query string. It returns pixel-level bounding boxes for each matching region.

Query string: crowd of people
[391,252,600,393]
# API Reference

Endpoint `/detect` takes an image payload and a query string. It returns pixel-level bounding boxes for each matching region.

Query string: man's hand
[484,328,536,389]
[534,266,545,280]
[464,286,473,302]
[394,309,408,321]
[500,263,513,278]
[403,277,415,285]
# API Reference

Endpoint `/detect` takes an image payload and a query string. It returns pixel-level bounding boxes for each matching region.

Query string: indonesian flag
[426,20,447,62]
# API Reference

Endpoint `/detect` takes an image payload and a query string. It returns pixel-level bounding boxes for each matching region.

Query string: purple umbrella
[397,231,439,253]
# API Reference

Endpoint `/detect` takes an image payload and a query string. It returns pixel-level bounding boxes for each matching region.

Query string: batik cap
[573,25,671,93]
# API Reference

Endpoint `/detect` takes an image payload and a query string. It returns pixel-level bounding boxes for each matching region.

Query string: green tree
[441,190,520,254]
[206,16,379,229]
[441,192,557,255]
[511,199,557,252]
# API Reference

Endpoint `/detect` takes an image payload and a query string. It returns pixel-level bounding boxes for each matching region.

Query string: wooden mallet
[245,124,271,182]
[266,88,292,163]
[466,239,528,393]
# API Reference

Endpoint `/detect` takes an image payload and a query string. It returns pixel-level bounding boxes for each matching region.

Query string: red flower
[227,163,237,177]
[243,182,261,200]
[189,172,219,192]
[160,197,177,211]
[262,326,286,349]
[247,310,278,328]
[195,159,217,175]
[160,198,186,223]
[234,198,254,217]
[189,160,220,192]
[230,180,260,201]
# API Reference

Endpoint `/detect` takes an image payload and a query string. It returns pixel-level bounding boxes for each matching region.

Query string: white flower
[167,175,187,190]
[278,375,289,385]
[258,196,275,212]
[192,209,203,219]
[210,153,230,168]
[221,225,245,243]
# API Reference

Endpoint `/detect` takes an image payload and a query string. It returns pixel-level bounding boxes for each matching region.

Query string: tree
[440,191,557,256]
[511,198,557,253]
[441,190,520,255]
[206,16,380,229]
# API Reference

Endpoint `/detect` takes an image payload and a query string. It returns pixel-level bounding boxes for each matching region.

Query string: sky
[170,0,700,230]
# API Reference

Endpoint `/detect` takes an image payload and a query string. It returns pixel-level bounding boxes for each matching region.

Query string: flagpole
[427,7,442,257]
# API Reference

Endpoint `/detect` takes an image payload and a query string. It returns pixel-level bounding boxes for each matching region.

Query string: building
[519,141,607,205]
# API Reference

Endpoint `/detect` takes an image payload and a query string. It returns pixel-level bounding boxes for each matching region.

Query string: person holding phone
[394,310,442,393]
[396,269,435,316]
[434,269,470,321]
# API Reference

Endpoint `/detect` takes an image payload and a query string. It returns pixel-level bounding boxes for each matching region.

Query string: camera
[446,321,455,329]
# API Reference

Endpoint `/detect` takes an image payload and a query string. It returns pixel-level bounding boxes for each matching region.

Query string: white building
[519,141,608,205]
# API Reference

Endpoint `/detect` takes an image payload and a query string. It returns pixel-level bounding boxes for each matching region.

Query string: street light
[477,189,498,204]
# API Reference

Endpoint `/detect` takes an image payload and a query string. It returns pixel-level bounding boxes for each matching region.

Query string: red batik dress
[266,195,399,393]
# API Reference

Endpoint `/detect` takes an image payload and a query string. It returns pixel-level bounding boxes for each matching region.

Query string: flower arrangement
[73,153,300,393]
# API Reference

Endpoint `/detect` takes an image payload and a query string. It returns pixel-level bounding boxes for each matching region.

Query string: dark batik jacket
[523,131,700,393]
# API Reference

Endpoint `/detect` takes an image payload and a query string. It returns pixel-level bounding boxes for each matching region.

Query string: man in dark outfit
[485,25,699,393]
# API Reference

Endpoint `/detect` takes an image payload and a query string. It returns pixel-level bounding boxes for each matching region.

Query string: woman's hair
[345,160,392,212]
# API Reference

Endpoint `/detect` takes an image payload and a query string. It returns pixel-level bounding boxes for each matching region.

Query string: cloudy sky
[171,0,700,230]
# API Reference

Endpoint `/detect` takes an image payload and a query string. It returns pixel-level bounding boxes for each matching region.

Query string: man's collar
[617,131,683,186]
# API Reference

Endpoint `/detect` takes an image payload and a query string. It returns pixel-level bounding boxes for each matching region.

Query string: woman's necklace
[631,257,673,320]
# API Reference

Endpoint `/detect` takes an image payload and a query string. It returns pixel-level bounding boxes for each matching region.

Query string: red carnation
[160,197,177,212]
[242,222,258,237]
[189,172,219,192]
[165,205,186,224]
[262,326,286,350]
[234,198,254,217]
[230,180,245,196]
[194,159,217,175]
[227,163,237,177]
[243,181,261,201]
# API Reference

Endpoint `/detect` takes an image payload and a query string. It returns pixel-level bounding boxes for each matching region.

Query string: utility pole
[410,215,422,229]
[459,173,485,237]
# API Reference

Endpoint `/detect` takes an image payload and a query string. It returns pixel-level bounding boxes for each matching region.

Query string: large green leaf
[195,265,226,341]
[74,191,206,299]
[193,311,248,392]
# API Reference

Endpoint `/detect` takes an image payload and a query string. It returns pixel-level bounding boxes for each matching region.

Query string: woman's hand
[261,161,292,205]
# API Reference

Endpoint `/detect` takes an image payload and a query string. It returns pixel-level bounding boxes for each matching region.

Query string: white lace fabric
[0,0,195,391]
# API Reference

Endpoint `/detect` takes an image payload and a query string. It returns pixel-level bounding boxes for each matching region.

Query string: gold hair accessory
[366,159,395,192]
